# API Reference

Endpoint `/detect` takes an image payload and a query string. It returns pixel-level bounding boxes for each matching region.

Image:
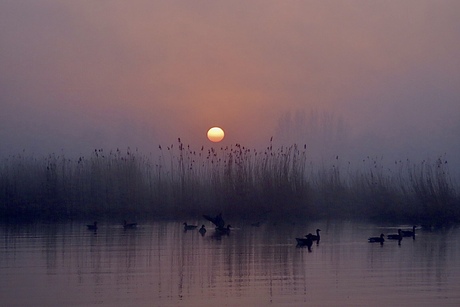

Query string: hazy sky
[1,1,459,168]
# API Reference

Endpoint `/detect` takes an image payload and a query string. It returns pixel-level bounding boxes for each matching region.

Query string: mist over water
[274,109,460,180]
[1,1,459,221]
[1,3,460,307]
[1,1,459,174]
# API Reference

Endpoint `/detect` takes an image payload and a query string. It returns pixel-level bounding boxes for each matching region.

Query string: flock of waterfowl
[85,213,236,238]
[86,217,417,251]
[294,225,416,251]
[368,225,417,245]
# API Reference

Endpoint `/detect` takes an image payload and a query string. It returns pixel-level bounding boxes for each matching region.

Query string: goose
[296,233,313,250]
[387,229,402,240]
[183,222,198,230]
[308,229,321,242]
[199,225,206,235]
[368,233,385,243]
[123,220,137,229]
[401,225,416,237]
[86,221,98,230]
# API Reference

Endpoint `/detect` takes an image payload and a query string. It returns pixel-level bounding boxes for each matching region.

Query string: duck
[86,221,98,230]
[308,229,321,242]
[368,233,385,243]
[387,229,402,240]
[387,229,402,244]
[123,220,137,229]
[183,222,198,230]
[401,225,416,237]
[296,233,313,250]
[199,225,206,235]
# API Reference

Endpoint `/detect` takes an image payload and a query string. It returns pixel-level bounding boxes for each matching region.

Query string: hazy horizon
[1,1,459,176]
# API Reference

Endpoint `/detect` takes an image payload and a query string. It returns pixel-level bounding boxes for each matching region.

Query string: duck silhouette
[199,225,206,235]
[86,221,98,230]
[203,213,225,228]
[123,220,137,229]
[308,229,321,243]
[387,229,402,245]
[183,222,198,231]
[296,233,314,251]
[387,229,402,240]
[401,225,416,238]
[368,233,385,244]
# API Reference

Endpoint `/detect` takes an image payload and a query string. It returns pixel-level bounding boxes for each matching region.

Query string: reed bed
[0,140,458,224]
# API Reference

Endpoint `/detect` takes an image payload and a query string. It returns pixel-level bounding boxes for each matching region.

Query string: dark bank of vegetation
[0,139,459,225]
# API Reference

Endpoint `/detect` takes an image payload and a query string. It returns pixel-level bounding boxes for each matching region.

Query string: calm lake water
[1,219,459,306]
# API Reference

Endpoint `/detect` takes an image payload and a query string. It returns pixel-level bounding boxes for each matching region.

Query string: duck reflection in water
[215,225,232,235]
[209,225,232,240]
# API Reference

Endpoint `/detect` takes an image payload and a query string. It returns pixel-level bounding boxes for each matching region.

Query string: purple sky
[1,1,459,173]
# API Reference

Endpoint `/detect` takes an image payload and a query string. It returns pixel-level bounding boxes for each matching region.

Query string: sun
[207,127,225,142]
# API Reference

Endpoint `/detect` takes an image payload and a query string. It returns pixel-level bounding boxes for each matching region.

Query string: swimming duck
[296,233,313,250]
[401,225,416,237]
[123,220,137,229]
[368,233,385,243]
[87,221,98,230]
[387,229,402,240]
[199,225,206,235]
[308,229,321,242]
[183,222,198,230]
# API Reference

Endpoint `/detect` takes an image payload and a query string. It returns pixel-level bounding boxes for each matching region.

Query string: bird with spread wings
[203,213,225,229]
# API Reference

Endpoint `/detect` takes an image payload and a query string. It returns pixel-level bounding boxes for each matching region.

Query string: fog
[1,1,459,177]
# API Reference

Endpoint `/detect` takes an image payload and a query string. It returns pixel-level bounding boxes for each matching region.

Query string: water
[1,220,459,306]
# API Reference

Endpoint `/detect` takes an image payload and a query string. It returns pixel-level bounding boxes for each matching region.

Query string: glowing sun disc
[207,127,225,142]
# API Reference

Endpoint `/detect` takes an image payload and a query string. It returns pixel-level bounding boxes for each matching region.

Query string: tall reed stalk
[0,144,458,224]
